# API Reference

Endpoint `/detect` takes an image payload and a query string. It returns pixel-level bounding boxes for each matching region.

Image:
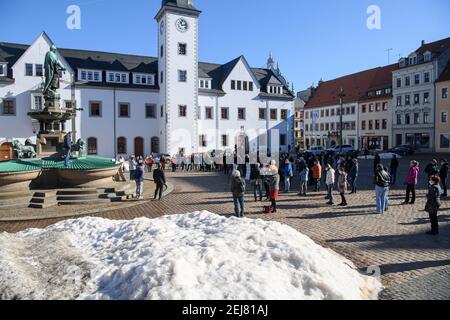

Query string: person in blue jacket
[283,159,294,193]
[63,132,72,167]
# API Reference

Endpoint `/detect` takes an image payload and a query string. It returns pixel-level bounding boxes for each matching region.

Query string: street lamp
[338,88,346,155]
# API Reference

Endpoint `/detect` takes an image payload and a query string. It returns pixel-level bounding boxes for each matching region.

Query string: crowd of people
[116,154,167,201]
[114,149,448,236]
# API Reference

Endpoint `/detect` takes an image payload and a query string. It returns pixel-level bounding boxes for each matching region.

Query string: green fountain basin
[0,157,120,190]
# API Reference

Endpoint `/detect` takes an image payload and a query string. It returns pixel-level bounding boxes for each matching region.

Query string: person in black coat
[425,159,439,188]
[390,155,399,185]
[373,153,381,174]
[153,164,166,200]
[439,159,449,197]
[425,176,442,235]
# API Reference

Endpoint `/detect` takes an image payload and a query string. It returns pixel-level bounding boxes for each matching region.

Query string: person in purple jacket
[403,160,420,205]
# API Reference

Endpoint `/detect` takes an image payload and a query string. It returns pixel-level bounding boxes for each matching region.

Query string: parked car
[327,144,354,155]
[306,146,325,156]
[388,145,415,156]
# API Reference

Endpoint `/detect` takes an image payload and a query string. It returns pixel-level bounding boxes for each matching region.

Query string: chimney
[421,40,426,46]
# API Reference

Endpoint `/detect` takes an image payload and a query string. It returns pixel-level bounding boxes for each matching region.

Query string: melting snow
[0,211,382,300]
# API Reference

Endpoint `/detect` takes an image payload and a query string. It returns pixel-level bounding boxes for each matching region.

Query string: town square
[0,0,449,305]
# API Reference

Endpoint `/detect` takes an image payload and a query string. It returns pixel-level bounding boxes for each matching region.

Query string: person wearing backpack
[425,176,442,235]
[231,170,246,217]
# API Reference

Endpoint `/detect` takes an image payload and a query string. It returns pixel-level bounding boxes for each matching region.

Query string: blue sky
[1,0,449,90]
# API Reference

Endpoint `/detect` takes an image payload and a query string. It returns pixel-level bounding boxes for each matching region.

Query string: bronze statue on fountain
[28,45,76,158]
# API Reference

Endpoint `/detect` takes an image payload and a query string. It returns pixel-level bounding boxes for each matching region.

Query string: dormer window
[399,58,406,68]
[134,73,155,86]
[268,85,283,95]
[409,54,417,65]
[0,63,6,76]
[424,52,432,62]
[79,69,102,82]
[106,71,129,84]
[199,79,211,89]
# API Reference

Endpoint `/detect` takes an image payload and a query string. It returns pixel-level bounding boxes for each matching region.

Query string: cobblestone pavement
[1,156,449,300]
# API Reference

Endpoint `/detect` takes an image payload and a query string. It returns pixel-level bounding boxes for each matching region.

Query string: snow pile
[358,152,402,160]
[0,211,382,300]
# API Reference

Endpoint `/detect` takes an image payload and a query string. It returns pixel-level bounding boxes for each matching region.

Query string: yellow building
[435,61,450,153]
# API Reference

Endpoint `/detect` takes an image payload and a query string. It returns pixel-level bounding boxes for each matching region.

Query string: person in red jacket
[403,160,419,205]
[311,160,322,192]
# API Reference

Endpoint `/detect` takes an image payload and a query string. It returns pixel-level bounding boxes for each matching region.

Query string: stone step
[57,189,99,196]
[58,198,112,206]
[32,191,57,198]
[29,201,58,209]
[57,194,101,201]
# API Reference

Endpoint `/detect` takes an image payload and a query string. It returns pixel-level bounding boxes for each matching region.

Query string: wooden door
[134,137,144,157]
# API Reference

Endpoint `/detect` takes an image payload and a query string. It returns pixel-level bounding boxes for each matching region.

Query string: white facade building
[0,0,295,158]
[392,38,450,152]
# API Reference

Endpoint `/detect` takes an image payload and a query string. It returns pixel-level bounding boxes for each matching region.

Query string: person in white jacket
[325,163,336,205]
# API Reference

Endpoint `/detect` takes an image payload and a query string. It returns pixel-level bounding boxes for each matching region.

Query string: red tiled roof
[437,60,450,83]
[415,37,450,56]
[305,67,380,108]
[359,63,398,102]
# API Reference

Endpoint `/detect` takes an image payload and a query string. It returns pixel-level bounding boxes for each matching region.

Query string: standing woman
[337,167,348,206]
[374,164,391,214]
[349,158,359,194]
[270,170,280,213]
[425,176,442,235]
[403,160,419,205]
[439,159,449,198]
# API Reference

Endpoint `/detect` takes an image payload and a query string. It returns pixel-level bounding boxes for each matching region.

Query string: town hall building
[0,0,295,159]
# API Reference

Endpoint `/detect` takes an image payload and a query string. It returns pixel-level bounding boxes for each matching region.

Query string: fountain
[0,46,125,209]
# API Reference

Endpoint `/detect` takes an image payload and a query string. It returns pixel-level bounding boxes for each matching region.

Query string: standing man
[230,170,246,217]
[128,155,137,181]
[373,153,381,174]
[64,131,72,167]
[390,155,399,185]
[283,159,294,193]
[424,159,439,187]
[349,158,359,194]
[325,163,335,205]
[134,160,145,200]
[153,163,166,200]
[439,159,449,198]
[425,176,442,235]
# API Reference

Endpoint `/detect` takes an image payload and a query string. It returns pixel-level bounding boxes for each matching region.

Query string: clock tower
[155,0,201,156]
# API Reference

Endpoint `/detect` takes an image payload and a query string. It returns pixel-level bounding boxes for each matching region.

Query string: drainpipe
[113,86,117,158]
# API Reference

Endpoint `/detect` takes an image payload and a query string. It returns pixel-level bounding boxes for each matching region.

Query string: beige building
[435,61,450,153]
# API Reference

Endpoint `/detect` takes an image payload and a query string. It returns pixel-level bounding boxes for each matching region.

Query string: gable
[221,56,261,91]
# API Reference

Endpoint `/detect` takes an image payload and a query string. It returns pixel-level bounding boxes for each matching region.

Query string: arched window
[134,137,144,157]
[87,137,98,155]
[151,137,160,154]
[117,137,127,154]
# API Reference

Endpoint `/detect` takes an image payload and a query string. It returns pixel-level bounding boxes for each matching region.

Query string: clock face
[160,21,164,35]
[175,18,189,33]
